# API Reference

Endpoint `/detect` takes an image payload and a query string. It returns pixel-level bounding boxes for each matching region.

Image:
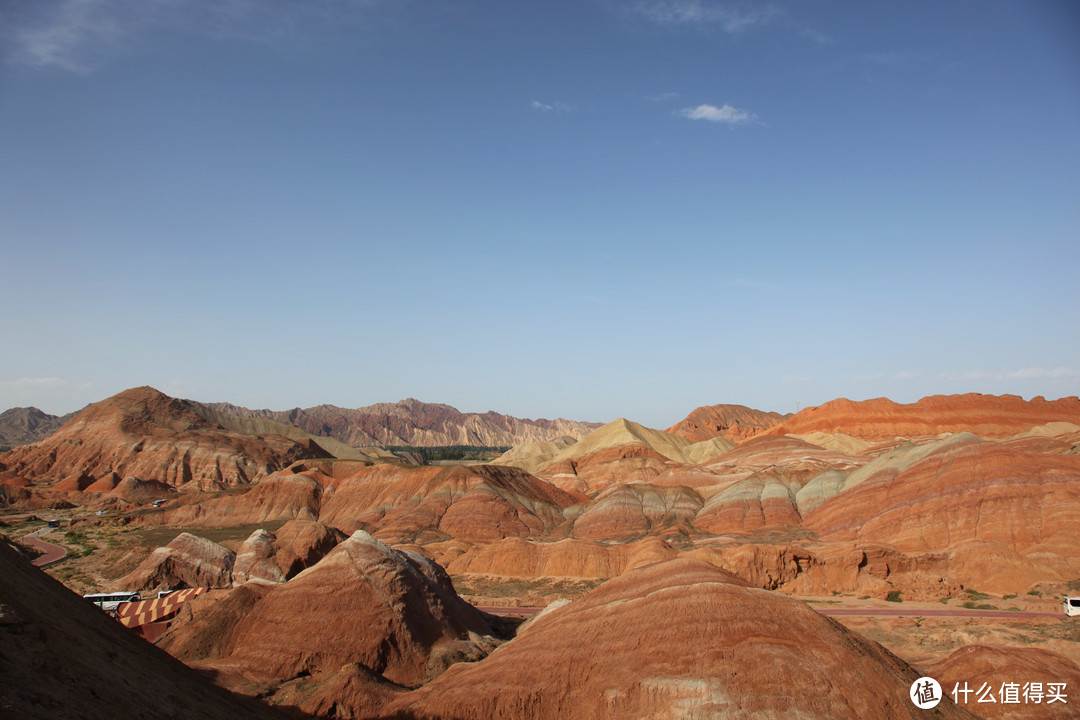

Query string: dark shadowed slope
[0,538,287,720]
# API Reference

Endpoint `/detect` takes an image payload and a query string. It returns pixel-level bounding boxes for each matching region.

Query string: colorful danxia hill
[2,386,1079,719]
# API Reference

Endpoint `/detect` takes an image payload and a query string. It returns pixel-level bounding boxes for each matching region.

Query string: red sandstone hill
[666,402,790,442]
[206,397,603,448]
[318,463,578,543]
[0,537,287,720]
[382,558,977,719]
[0,386,335,491]
[804,433,1080,593]
[159,531,502,716]
[763,393,1080,441]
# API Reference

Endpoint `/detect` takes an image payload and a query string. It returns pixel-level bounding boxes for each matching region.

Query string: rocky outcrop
[0,386,334,491]
[217,531,498,688]
[115,532,236,591]
[206,397,602,448]
[231,520,346,584]
[272,518,346,577]
[384,558,976,719]
[232,529,285,585]
[764,393,1080,441]
[666,402,789,442]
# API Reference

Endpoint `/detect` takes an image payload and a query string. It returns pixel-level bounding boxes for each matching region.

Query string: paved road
[817,607,1061,619]
[476,605,1062,620]
[22,527,68,567]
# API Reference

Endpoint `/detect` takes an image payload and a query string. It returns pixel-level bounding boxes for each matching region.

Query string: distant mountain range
[205,398,603,448]
[0,391,603,450]
[0,406,75,448]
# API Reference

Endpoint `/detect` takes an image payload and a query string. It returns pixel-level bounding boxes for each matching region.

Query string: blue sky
[1,0,1078,428]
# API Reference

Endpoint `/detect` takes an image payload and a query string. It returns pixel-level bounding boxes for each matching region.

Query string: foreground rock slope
[0,538,287,720]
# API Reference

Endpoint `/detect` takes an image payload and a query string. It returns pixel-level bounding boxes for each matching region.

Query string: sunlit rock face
[384,558,976,720]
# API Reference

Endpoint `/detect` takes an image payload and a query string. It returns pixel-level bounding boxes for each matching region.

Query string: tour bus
[1064,596,1080,617]
[84,592,141,613]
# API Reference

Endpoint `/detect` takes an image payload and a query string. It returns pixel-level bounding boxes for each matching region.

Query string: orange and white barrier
[115,588,206,629]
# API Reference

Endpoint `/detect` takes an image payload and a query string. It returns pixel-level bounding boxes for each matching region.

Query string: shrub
[886,590,903,602]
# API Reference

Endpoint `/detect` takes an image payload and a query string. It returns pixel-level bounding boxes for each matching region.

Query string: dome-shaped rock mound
[385,558,977,719]
[219,530,496,687]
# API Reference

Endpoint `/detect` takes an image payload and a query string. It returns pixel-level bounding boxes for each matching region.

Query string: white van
[1064,596,1080,617]
[84,592,141,613]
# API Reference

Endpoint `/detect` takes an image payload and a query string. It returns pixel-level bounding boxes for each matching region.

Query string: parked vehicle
[84,592,141,613]
[1064,596,1080,617]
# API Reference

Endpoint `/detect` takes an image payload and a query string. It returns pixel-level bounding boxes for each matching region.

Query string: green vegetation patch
[886,590,903,603]
[962,601,996,610]
[386,445,511,463]
[131,520,291,548]
[63,529,96,558]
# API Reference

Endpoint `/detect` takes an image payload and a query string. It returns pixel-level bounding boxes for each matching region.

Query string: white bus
[1064,596,1080,617]
[84,592,141,613]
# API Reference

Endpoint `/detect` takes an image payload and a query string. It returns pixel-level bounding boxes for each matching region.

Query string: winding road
[22,527,68,567]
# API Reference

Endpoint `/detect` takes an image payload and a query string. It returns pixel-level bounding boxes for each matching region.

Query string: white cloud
[676,103,756,124]
[5,0,126,73]
[630,1,779,33]
[530,100,574,114]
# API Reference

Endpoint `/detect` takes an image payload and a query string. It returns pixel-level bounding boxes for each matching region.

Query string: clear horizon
[2,1,1078,429]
